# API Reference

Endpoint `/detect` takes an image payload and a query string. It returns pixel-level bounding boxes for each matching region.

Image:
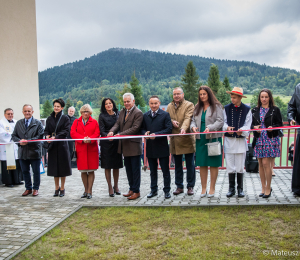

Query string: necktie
[25,120,28,129]
[152,111,156,117]
[125,111,130,121]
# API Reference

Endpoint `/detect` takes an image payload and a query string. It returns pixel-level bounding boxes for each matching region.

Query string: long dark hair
[101,98,118,114]
[194,86,221,116]
[257,88,275,108]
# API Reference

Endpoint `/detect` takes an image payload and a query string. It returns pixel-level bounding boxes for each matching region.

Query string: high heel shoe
[262,188,272,198]
[81,192,87,198]
[53,187,60,197]
[59,189,65,197]
[259,193,264,197]
[109,193,115,197]
[200,191,207,198]
[87,193,92,199]
[113,186,121,195]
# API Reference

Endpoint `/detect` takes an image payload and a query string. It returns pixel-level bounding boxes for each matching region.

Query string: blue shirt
[25,117,33,127]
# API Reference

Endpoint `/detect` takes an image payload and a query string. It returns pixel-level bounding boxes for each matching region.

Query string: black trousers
[174,153,196,189]
[68,141,77,168]
[1,160,23,185]
[148,157,171,193]
[292,134,300,194]
[124,155,141,193]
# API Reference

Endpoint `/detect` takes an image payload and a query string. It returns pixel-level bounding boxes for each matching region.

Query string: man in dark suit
[141,96,173,199]
[108,93,143,200]
[12,104,44,197]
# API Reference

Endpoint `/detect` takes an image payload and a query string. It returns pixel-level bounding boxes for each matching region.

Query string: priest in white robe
[0,108,23,187]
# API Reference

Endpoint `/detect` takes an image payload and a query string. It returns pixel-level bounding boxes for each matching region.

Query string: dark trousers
[124,155,141,193]
[292,134,300,194]
[68,141,77,168]
[148,157,171,193]
[173,153,195,189]
[19,159,41,190]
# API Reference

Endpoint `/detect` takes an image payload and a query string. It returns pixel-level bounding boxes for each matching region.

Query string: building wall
[0,0,39,120]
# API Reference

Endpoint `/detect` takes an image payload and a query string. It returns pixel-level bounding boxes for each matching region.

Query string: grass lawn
[14,206,300,260]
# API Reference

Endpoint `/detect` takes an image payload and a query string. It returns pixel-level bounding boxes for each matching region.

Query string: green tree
[130,73,145,107]
[41,100,52,118]
[216,85,231,106]
[274,96,288,121]
[250,90,260,108]
[116,83,131,106]
[223,76,231,91]
[208,64,221,94]
[181,61,200,104]
[76,101,83,116]
[63,98,72,114]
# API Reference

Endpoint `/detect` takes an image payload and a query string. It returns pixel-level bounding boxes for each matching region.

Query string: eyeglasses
[82,111,90,113]
[173,93,183,96]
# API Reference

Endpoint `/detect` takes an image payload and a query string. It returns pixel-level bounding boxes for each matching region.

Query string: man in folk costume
[0,108,23,187]
[223,87,252,197]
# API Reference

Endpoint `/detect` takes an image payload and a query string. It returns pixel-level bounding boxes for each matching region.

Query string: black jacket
[67,115,77,139]
[141,109,172,158]
[44,111,71,177]
[12,117,44,160]
[251,106,283,147]
[287,83,300,133]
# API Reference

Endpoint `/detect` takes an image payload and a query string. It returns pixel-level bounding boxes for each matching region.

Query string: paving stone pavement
[0,167,299,259]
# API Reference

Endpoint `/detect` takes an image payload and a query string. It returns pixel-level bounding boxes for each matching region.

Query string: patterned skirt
[253,144,280,158]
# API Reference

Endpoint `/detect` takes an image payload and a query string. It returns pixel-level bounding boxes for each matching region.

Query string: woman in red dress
[71,104,100,199]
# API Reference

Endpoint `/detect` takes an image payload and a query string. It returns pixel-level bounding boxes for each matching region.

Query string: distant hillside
[39,48,300,105]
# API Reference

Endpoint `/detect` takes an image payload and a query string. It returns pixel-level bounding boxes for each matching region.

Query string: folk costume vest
[224,103,250,138]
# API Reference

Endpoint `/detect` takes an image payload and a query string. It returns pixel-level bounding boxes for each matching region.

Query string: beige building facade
[0,0,39,120]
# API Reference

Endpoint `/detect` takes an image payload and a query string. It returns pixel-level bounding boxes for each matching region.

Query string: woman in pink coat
[71,104,100,199]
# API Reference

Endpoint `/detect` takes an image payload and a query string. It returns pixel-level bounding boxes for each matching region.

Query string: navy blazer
[141,109,172,158]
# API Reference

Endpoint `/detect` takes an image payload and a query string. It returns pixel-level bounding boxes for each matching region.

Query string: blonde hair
[80,104,93,114]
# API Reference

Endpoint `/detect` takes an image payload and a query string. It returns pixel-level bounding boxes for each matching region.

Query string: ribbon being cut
[0,125,299,145]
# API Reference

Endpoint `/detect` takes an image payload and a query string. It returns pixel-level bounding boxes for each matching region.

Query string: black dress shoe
[294,192,300,197]
[81,192,87,198]
[165,192,171,199]
[15,182,24,185]
[5,184,14,188]
[113,187,121,195]
[147,191,158,198]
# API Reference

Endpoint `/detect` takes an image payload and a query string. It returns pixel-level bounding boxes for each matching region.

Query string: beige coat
[167,99,195,155]
[109,106,143,157]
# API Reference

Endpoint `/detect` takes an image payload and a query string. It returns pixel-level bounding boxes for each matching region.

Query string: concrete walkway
[0,168,299,259]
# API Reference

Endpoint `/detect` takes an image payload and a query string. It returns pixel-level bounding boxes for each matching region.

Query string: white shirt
[222,108,252,154]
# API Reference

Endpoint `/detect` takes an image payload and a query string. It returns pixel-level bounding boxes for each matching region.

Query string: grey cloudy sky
[36,0,300,72]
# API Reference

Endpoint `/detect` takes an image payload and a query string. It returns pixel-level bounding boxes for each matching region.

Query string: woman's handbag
[206,138,222,156]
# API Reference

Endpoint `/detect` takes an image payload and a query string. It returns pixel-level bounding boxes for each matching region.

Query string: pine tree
[208,64,221,94]
[63,98,72,114]
[181,61,200,104]
[41,100,53,118]
[129,73,145,107]
[223,76,231,91]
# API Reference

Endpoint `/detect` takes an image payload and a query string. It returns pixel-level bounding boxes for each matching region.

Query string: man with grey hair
[108,93,144,200]
[67,106,77,167]
[167,87,196,196]
[12,104,44,196]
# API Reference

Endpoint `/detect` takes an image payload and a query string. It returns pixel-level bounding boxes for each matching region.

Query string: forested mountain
[39,48,300,105]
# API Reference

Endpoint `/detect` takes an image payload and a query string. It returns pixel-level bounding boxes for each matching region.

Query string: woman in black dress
[44,98,72,197]
[98,98,123,197]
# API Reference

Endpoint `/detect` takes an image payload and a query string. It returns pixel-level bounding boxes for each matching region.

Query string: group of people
[1,83,300,200]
